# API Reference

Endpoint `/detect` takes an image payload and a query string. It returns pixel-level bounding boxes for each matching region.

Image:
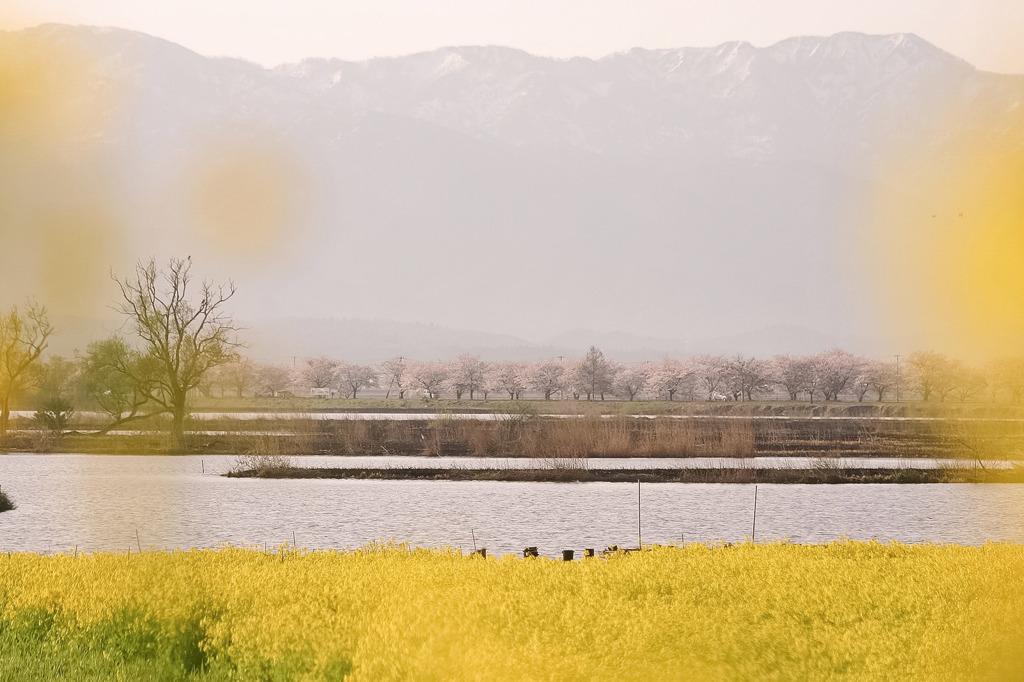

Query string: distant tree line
[5,256,1024,450]
[197,347,1024,405]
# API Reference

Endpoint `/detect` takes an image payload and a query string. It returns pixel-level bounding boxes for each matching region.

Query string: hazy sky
[5,0,1024,73]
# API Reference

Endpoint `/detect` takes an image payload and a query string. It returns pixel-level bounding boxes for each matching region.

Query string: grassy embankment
[1,542,1022,681]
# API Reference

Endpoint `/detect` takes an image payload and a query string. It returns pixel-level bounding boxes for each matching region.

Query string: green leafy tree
[80,336,162,432]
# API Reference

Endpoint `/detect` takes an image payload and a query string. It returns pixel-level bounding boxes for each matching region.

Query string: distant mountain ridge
[280,32,977,160]
[2,25,1021,356]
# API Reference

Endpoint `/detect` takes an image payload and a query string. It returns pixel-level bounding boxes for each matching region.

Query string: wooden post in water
[751,485,758,542]
[202,459,205,474]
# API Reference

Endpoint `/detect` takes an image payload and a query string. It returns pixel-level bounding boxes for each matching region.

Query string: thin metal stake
[292,530,296,547]
[471,528,477,552]
[135,529,142,554]
[637,478,642,549]
[751,485,758,542]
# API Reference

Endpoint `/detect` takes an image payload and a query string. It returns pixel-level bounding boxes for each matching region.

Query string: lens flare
[870,107,1024,362]
[0,24,124,316]
[181,135,306,263]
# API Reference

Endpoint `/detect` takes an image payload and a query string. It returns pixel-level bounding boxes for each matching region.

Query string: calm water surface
[0,454,1021,556]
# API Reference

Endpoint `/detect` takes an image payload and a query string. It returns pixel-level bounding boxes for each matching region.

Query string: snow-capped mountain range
[2,25,1022,360]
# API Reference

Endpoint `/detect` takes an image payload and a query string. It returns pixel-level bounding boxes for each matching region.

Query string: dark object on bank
[0,486,15,513]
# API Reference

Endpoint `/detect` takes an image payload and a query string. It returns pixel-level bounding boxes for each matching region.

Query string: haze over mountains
[2,25,1022,362]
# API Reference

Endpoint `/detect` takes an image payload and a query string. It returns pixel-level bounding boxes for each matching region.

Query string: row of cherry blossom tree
[203,348,1024,403]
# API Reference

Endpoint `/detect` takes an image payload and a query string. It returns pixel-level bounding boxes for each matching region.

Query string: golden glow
[870,108,1024,361]
[181,135,305,262]
[0,23,124,315]
[36,205,121,316]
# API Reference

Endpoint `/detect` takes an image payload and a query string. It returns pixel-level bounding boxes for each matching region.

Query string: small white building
[310,387,336,399]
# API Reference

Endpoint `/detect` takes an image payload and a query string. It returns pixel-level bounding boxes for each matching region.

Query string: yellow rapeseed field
[1,542,1022,681]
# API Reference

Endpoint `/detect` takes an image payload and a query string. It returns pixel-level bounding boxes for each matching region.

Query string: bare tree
[952,362,987,403]
[407,360,449,399]
[690,354,728,400]
[0,301,53,436]
[612,364,648,401]
[529,360,565,400]
[771,354,813,401]
[113,257,242,447]
[302,355,340,391]
[337,362,377,399]
[724,355,772,401]
[647,358,691,401]
[218,358,256,398]
[253,363,292,397]
[449,354,486,400]
[987,357,1024,403]
[861,360,897,402]
[377,357,407,399]
[812,349,865,401]
[907,351,956,402]
[489,361,529,400]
